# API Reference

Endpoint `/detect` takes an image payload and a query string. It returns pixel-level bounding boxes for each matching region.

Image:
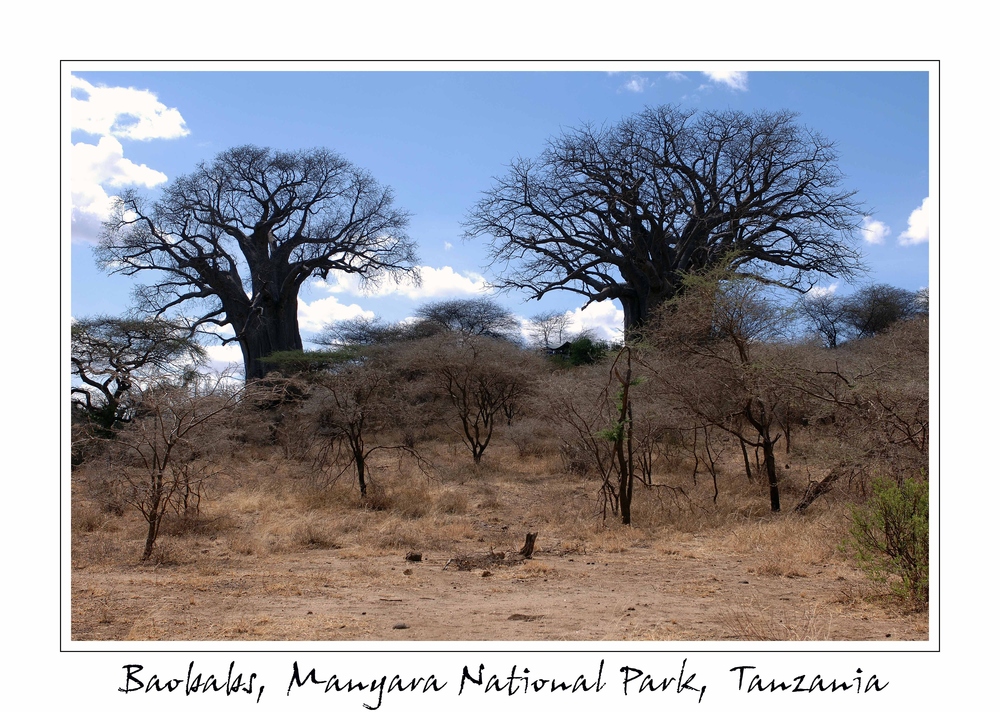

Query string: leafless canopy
[97,145,418,379]
[465,105,865,333]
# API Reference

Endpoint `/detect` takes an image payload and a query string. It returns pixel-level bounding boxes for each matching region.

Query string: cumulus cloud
[898,197,931,246]
[70,75,188,243]
[72,136,169,242]
[623,76,650,93]
[701,71,749,91]
[805,283,839,298]
[71,75,189,140]
[298,296,375,332]
[314,265,489,300]
[567,301,625,342]
[664,71,688,81]
[859,216,891,245]
[204,343,244,374]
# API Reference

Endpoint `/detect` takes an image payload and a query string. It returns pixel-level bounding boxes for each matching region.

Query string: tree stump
[518,532,537,558]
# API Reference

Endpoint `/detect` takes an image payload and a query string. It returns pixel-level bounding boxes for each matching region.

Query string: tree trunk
[355,451,367,497]
[239,295,304,380]
[740,439,754,482]
[618,275,677,336]
[141,473,163,561]
[518,532,537,558]
[762,436,780,512]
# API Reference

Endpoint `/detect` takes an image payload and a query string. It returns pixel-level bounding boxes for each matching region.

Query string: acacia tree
[842,283,919,340]
[414,297,521,341]
[98,145,418,380]
[423,335,537,464]
[798,292,848,348]
[71,316,205,434]
[466,105,864,335]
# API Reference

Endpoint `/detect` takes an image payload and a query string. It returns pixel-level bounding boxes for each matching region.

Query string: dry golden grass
[71,436,853,568]
[722,508,849,578]
[721,595,835,641]
[70,415,928,641]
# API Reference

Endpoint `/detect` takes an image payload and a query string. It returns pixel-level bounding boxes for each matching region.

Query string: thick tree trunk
[239,296,304,380]
[619,283,675,337]
[518,532,537,558]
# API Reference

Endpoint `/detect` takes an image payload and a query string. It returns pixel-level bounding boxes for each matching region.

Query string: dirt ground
[71,531,927,642]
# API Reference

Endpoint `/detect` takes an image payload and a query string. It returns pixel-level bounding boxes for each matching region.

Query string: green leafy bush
[845,476,929,603]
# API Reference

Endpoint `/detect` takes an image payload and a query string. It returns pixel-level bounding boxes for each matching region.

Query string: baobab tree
[98,145,418,379]
[466,105,865,336]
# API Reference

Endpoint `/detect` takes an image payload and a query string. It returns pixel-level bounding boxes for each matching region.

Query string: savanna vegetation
[71,105,930,641]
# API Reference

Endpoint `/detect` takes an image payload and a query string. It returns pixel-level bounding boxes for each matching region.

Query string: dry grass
[723,509,849,578]
[71,403,928,641]
[721,594,835,641]
[70,438,853,567]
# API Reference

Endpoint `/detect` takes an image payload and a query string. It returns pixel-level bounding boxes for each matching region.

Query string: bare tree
[466,105,864,335]
[798,292,848,348]
[105,374,241,560]
[423,335,538,464]
[97,145,418,380]
[545,355,684,525]
[309,360,410,498]
[71,316,205,434]
[646,270,794,511]
[526,310,572,349]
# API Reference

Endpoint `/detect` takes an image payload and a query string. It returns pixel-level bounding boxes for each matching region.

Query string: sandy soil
[71,533,927,642]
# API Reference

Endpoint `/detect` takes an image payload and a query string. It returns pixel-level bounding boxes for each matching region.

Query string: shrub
[845,476,929,603]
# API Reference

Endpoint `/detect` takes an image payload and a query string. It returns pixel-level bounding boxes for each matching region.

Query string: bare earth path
[72,535,926,642]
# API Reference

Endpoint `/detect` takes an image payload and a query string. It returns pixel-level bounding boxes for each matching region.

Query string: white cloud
[664,71,688,81]
[204,343,244,373]
[72,136,169,242]
[805,283,839,298]
[444,241,453,251]
[71,75,189,140]
[898,197,931,246]
[70,76,188,243]
[298,296,375,332]
[567,301,625,343]
[701,71,749,91]
[859,216,891,245]
[313,265,489,300]
[623,76,650,93]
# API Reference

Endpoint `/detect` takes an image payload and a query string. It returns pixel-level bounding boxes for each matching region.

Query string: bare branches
[97,145,418,379]
[466,105,864,332]
[101,373,243,560]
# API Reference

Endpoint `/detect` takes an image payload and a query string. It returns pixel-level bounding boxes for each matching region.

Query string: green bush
[569,336,610,366]
[845,476,929,603]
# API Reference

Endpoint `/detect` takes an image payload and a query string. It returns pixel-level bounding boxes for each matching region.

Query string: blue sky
[68,66,932,369]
